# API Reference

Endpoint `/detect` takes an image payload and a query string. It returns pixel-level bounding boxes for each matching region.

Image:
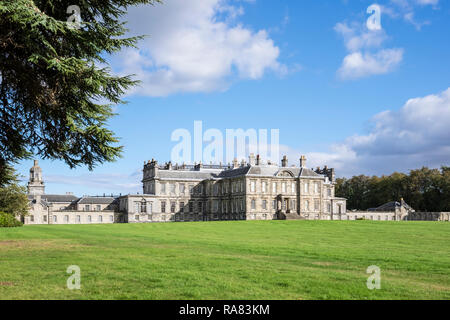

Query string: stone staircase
[277,211,305,220]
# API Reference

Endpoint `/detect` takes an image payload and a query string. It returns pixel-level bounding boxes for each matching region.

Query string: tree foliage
[0,211,23,227]
[336,167,450,212]
[0,164,29,217]
[0,0,160,185]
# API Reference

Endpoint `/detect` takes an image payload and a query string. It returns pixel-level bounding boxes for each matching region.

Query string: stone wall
[408,212,450,221]
[25,210,119,225]
[343,211,404,221]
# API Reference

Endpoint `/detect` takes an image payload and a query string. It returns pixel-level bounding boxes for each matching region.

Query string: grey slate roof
[77,197,117,205]
[27,194,79,203]
[299,168,321,177]
[369,201,413,212]
[156,164,326,180]
[218,166,251,178]
[158,169,222,180]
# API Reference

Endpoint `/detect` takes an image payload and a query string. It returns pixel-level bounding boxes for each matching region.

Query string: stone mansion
[24,155,448,225]
[120,154,347,223]
[25,155,347,224]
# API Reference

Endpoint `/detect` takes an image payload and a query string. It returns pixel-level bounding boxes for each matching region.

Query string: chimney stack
[300,155,307,168]
[281,155,288,167]
[256,154,261,165]
[232,158,239,169]
[249,153,256,166]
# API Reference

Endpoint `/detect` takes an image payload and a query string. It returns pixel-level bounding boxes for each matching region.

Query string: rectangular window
[272,182,277,193]
[43,215,47,222]
[189,185,193,194]
[96,205,101,211]
[262,181,267,193]
[170,183,176,194]
[64,215,68,223]
[180,202,185,213]
[171,202,176,213]
[53,215,57,223]
[149,183,154,194]
[327,203,331,213]
[305,200,309,211]
[98,215,103,222]
[180,184,185,194]
[76,215,81,223]
[250,180,256,192]
[30,215,34,222]
[198,202,203,213]
[251,199,256,210]
[304,183,309,193]
[292,183,296,194]
[88,215,92,223]
[135,215,139,221]
[327,188,332,197]
[161,201,166,213]
[110,215,114,222]
[189,201,194,213]
[314,183,319,194]
[314,199,319,211]
[272,200,277,210]
[262,200,267,210]
[161,183,166,194]
[282,182,286,193]
[84,205,90,211]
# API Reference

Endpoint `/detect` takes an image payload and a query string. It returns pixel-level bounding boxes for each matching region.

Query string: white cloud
[387,0,438,29]
[414,0,439,6]
[45,171,142,194]
[338,49,404,79]
[335,21,403,80]
[287,88,450,176]
[334,23,387,52]
[110,0,286,97]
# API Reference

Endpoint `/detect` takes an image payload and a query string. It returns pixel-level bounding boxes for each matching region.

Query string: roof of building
[218,166,252,178]
[28,194,79,203]
[76,197,117,205]
[158,169,222,180]
[155,164,325,180]
[368,200,413,212]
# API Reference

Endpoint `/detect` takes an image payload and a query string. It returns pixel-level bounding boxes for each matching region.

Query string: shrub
[0,211,23,227]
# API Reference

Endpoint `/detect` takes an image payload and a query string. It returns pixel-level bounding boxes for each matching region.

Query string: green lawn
[0,220,449,300]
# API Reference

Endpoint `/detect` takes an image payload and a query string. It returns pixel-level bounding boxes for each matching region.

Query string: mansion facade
[25,160,119,225]
[119,154,347,223]
[24,156,449,225]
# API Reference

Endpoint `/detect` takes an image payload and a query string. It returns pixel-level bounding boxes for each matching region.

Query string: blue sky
[16,0,450,195]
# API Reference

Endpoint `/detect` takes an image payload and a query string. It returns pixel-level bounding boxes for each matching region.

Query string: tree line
[335,167,450,212]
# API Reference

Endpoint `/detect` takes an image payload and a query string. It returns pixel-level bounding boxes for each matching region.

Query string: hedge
[0,211,23,227]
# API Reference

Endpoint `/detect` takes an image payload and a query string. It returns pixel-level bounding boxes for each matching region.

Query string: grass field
[0,220,449,300]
